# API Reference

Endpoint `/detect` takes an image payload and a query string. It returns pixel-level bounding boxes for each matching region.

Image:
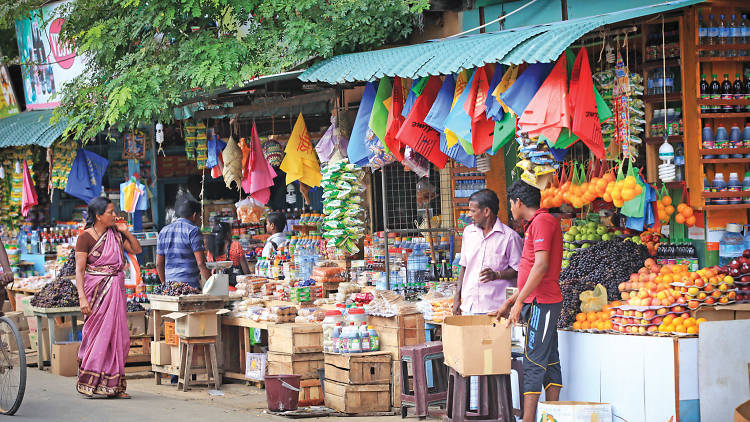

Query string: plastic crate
[164,321,178,346]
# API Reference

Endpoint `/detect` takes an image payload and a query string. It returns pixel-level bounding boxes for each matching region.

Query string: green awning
[299,0,702,84]
[0,110,66,148]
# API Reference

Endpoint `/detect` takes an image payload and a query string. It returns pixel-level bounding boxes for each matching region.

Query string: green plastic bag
[621,160,645,218]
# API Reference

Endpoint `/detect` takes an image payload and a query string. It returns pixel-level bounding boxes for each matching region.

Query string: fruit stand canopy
[298,0,702,84]
[0,110,65,148]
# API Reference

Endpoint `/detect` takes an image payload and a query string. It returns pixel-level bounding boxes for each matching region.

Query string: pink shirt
[459,218,523,314]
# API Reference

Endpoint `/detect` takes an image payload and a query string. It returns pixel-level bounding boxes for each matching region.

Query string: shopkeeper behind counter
[262,211,287,258]
[156,193,211,288]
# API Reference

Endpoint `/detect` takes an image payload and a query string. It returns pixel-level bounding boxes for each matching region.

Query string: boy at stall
[494,180,563,422]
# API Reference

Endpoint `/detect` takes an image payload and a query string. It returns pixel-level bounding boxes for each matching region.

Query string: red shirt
[516,209,563,304]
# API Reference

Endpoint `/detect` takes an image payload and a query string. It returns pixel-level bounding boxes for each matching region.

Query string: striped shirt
[157,218,204,288]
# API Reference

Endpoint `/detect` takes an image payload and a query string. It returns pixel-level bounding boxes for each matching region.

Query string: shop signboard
[15,0,85,110]
[0,65,20,119]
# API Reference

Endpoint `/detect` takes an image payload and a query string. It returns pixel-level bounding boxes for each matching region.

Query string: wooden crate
[391,360,402,409]
[368,313,425,359]
[268,323,323,354]
[127,335,152,364]
[299,379,324,406]
[324,379,391,414]
[267,352,324,379]
[324,351,391,385]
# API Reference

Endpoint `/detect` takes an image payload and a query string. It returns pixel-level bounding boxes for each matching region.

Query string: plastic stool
[444,368,513,422]
[178,336,220,392]
[400,341,448,419]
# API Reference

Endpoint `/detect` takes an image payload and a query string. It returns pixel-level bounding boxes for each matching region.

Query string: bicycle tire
[0,316,26,415]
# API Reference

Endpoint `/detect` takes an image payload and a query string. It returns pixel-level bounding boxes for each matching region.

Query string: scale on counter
[203,261,233,295]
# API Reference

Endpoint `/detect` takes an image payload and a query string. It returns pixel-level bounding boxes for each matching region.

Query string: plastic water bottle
[729,14,738,57]
[716,125,730,158]
[744,226,750,251]
[698,13,707,48]
[17,231,26,254]
[407,244,428,285]
[30,230,39,254]
[728,172,742,204]
[703,123,716,158]
[708,15,719,56]
[719,224,745,265]
[719,14,730,57]
[741,15,750,56]
[730,124,743,157]
[713,172,727,205]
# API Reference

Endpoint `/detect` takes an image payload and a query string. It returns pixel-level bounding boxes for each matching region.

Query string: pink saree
[76,228,130,396]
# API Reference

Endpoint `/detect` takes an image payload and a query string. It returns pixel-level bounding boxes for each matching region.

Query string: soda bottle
[721,74,733,113]
[734,73,744,113]
[710,74,721,113]
[700,74,710,114]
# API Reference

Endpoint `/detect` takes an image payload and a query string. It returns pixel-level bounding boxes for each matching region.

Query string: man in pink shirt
[453,189,523,315]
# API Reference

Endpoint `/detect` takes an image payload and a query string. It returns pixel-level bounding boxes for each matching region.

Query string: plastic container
[332,323,342,353]
[368,326,379,351]
[347,307,367,325]
[702,123,715,158]
[728,172,742,204]
[744,226,750,252]
[716,125,730,158]
[713,173,728,205]
[704,176,712,205]
[264,374,301,411]
[719,223,745,266]
[744,172,750,204]
[359,322,370,352]
[322,310,343,353]
[744,123,750,158]
[730,125,744,157]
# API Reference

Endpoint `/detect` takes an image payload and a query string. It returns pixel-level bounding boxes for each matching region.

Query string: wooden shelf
[697,99,750,106]
[642,58,681,71]
[700,148,750,156]
[698,56,750,62]
[702,191,750,198]
[705,204,750,211]
[696,44,750,52]
[643,93,683,103]
[701,158,750,164]
[452,176,487,181]
[646,136,683,144]
[699,112,750,119]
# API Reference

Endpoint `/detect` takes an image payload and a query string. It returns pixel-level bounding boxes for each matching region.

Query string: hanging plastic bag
[621,160,646,217]
[402,146,430,178]
[235,197,265,224]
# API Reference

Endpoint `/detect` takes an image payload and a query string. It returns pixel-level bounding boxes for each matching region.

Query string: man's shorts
[521,300,563,395]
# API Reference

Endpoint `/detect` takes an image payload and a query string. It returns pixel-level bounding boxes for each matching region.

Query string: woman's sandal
[113,392,131,399]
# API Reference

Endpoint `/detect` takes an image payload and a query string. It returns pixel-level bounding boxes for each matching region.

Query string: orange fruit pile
[674,203,697,226]
[572,309,614,331]
[603,175,642,208]
[657,315,706,334]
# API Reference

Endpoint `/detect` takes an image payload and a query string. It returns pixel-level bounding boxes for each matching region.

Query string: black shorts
[521,300,563,395]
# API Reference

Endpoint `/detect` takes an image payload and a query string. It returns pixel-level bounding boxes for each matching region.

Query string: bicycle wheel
[0,316,26,415]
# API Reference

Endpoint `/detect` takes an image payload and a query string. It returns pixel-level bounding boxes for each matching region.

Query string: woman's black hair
[85,197,112,229]
[206,222,231,259]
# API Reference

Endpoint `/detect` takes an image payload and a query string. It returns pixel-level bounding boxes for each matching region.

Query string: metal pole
[380,168,390,290]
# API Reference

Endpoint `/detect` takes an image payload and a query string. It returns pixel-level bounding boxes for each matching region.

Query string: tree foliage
[3,0,429,141]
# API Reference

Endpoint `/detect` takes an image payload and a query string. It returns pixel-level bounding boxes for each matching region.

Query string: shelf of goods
[699,112,750,118]
[645,135,683,144]
[644,93,683,103]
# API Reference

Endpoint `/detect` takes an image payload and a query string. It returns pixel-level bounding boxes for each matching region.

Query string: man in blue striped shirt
[156,193,210,289]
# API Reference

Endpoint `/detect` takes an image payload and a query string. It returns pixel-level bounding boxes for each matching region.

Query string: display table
[557,330,699,422]
[31,306,82,370]
[221,316,272,382]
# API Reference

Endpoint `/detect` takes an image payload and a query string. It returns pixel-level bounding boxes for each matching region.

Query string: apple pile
[609,304,692,334]
[676,265,737,309]
[617,259,686,306]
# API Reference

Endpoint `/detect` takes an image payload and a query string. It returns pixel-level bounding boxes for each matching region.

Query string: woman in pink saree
[75,197,142,398]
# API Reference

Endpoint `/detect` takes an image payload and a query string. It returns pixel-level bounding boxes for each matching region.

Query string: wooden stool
[178,336,220,392]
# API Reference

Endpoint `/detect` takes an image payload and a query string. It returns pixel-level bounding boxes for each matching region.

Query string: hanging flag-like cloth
[280,114,322,187]
[397,76,448,168]
[243,121,277,204]
[348,81,378,166]
[569,48,605,159]
[383,77,406,161]
[518,55,571,142]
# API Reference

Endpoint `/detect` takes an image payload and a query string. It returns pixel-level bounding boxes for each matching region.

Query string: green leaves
[4,0,428,142]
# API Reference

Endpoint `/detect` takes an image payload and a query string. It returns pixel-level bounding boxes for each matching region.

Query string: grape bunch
[152,282,201,296]
[126,300,145,312]
[31,278,79,308]
[558,239,648,328]
[58,249,77,277]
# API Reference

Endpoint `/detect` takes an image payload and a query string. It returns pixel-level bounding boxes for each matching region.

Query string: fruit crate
[164,321,178,346]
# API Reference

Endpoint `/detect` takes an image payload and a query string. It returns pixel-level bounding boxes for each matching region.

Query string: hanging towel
[21,161,37,217]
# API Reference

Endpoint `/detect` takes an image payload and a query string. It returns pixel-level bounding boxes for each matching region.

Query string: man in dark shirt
[495,180,563,422]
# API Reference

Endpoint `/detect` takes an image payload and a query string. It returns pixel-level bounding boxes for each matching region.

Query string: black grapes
[58,249,77,277]
[151,282,201,296]
[31,278,79,308]
[558,240,648,328]
[126,300,145,312]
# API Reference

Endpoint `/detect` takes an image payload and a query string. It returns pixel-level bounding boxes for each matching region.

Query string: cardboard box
[694,304,750,321]
[267,352,323,380]
[2,300,12,312]
[51,342,81,377]
[170,345,181,368]
[245,352,267,381]
[324,351,391,385]
[2,330,30,352]
[537,401,612,422]
[127,311,146,336]
[163,309,229,338]
[1,311,28,332]
[20,296,34,317]
[738,400,750,422]
[324,379,391,414]
[29,328,50,358]
[151,341,171,365]
[268,324,323,354]
[442,315,510,376]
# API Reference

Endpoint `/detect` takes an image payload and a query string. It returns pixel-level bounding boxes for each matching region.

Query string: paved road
[13,369,401,421]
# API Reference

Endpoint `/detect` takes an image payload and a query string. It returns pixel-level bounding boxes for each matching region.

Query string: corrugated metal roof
[299,0,702,83]
[0,110,65,148]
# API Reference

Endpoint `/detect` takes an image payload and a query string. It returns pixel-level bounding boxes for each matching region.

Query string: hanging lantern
[14,161,21,174]
[0,165,5,179]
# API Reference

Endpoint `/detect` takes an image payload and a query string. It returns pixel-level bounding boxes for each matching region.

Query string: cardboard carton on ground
[537,401,612,422]
[2,300,11,312]
[127,311,146,336]
[442,315,511,376]
[163,309,229,338]
[170,345,180,368]
[51,342,81,377]
[151,341,171,365]
[1,311,28,332]
[2,330,30,352]
[29,328,50,358]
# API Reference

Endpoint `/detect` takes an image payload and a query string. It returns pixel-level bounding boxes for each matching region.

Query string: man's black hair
[266,211,287,233]
[468,189,499,215]
[507,180,541,209]
[175,192,201,219]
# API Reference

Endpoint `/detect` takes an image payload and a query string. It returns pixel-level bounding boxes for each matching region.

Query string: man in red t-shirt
[494,180,563,422]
